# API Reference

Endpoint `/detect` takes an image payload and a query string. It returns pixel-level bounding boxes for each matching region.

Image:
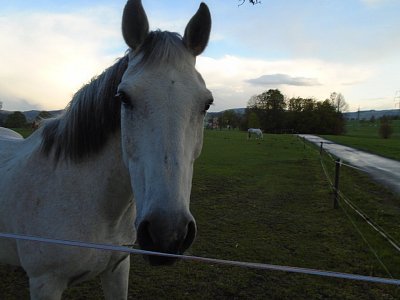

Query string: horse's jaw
[126,157,197,265]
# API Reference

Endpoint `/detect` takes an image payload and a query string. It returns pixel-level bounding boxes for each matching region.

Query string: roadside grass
[345,119,400,139]
[319,149,400,273]
[1,130,399,299]
[322,120,400,160]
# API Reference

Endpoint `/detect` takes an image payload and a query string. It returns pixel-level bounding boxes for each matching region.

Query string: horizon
[1,0,400,113]
[2,106,399,116]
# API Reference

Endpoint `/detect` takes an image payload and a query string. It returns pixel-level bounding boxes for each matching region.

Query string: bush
[379,116,393,139]
[4,111,27,128]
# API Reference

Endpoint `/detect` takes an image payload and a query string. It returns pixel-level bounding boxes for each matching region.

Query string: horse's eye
[203,99,213,113]
[115,91,132,107]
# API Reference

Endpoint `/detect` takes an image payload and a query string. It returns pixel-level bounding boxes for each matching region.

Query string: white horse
[0,1,212,299]
[248,128,263,139]
[0,127,23,140]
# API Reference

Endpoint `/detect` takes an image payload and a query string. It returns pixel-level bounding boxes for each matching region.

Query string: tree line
[0,111,52,128]
[215,89,347,135]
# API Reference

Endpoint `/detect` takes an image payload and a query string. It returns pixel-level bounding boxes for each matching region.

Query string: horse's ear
[183,3,211,56]
[122,0,149,51]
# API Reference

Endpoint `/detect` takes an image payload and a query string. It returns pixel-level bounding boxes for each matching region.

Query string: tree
[247,111,261,128]
[255,89,286,111]
[219,110,240,129]
[287,97,317,133]
[248,89,286,132]
[0,101,3,110]
[286,96,345,134]
[247,95,259,109]
[379,116,393,139]
[238,0,261,6]
[36,111,52,121]
[329,92,349,113]
[4,111,27,128]
[315,100,345,135]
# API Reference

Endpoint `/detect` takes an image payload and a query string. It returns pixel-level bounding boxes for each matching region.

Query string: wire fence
[0,135,399,291]
[1,232,400,286]
[300,135,400,280]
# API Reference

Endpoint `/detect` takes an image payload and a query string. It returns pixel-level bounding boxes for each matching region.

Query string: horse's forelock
[134,31,191,70]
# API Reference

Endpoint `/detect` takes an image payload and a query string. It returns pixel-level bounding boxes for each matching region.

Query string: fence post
[333,159,341,209]
[320,142,324,155]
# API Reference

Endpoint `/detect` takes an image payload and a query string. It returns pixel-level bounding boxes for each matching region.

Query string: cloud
[0,7,124,111]
[360,0,392,6]
[197,55,374,111]
[246,74,321,87]
[0,95,40,111]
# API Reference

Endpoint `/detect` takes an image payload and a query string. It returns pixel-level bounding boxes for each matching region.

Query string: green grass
[322,120,400,160]
[345,119,400,139]
[1,130,399,299]
[9,127,35,138]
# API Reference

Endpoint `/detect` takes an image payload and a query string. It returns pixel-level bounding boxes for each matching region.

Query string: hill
[343,109,400,120]
[0,110,63,124]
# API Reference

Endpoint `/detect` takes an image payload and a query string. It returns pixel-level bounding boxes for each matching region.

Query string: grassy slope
[9,128,34,138]
[1,131,399,299]
[322,120,400,161]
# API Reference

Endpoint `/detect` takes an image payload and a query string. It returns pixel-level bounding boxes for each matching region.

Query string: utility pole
[395,90,400,115]
[394,91,400,139]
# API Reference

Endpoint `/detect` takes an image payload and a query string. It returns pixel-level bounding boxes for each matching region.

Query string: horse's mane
[41,55,129,162]
[41,31,188,162]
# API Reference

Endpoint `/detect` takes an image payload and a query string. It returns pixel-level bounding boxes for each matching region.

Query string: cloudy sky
[0,0,399,112]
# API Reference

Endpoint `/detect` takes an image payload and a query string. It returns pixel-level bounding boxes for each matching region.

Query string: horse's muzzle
[137,215,197,266]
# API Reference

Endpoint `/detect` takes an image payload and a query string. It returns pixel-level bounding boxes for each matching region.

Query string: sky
[0,0,399,113]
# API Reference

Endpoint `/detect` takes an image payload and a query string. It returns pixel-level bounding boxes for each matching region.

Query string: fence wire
[301,136,400,280]
[0,136,398,291]
[1,232,400,286]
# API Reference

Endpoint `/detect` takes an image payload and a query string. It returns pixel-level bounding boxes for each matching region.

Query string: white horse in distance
[248,128,263,139]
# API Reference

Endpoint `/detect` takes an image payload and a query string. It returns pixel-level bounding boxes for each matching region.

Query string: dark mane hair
[40,31,189,162]
[41,55,129,162]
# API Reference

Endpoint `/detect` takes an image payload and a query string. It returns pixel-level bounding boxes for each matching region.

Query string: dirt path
[299,134,400,195]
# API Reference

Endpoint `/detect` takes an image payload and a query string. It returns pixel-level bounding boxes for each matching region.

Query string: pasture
[8,127,35,138]
[1,130,399,299]
[323,119,400,160]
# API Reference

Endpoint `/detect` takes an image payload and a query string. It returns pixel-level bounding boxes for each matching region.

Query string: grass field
[322,120,400,160]
[8,127,35,138]
[1,130,399,299]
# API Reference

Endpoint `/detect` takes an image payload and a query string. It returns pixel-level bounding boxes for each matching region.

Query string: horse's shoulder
[0,131,41,168]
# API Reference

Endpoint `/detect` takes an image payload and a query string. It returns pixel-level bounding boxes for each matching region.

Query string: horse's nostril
[137,220,154,251]
[136,217,196,265]
[181,220,196,253]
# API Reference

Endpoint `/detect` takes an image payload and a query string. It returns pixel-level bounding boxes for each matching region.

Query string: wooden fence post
[320,142,324,155]
[333,159,341,209]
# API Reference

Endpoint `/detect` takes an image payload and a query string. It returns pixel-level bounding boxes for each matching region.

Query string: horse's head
[118,0,212,265]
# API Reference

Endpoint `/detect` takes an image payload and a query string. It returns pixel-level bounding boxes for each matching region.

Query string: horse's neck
[75,131,133,219]
[33,129,132,221]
